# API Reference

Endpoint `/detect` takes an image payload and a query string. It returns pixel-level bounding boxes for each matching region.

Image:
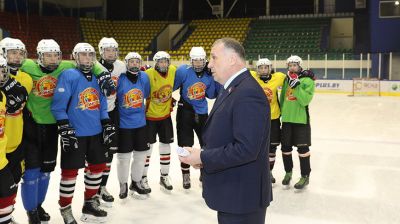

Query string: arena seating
[80,18,166,60]
[0,13,353,62]
[168,18,252,60]
[246,18,353,60]
[0,12,79,59]
[245,18,333,60]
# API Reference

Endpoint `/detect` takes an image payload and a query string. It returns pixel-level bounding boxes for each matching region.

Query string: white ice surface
[11,94,400,224]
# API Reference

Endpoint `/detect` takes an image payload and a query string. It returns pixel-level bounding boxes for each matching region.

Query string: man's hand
[179,147,203,169]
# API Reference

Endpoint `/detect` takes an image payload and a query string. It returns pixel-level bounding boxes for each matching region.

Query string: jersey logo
[33,75,57,98]
[262,86,273,103]
[152,85,172,104]
[78,87,100,110]
[123,88,143,109]
[285,88,297,101]
[0,108,5,138]
[187,82,206,100]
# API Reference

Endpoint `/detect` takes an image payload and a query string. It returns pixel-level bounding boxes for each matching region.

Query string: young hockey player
[19,39,115,223]
[0,37,32,125]
[0,38,32,223]
[95,37,126,206]
[173,47,218,189]
[250,58,285,184]
[0,56,24,224]
[142,51,176,193]
[51,43,116,224]
[116,52,151,200]
[280,55,315,190]
[19,39,61,224]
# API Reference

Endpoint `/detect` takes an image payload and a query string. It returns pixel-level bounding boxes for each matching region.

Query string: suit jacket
[200,69,272,214]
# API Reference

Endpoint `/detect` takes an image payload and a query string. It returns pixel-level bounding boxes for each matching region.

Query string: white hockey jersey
[97,60,126,112]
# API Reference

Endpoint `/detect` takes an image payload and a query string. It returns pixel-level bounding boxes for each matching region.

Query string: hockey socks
[299,156,311,176]
[0,194,16,224]
[100,154,113,187]
[21,168,40,212]
[181,162,190,174]
[38,172,50,205]
[282,153,293,173]
[142,145,153,178]
[131,151,147,182]
[59,169,78,207]
[117,153,131,185]
[159,143,171,176]
[84,163,106,200]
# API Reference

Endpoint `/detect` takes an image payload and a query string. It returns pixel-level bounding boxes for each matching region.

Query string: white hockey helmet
[36,39,62,70]
[98,37,119,62]
[286,55,303,67]
[37,39,61,54]
[0,37,27,70]
[73,43,96,73]
[189,47,207,73]
[256,58,273,77]
[153,51,170,73]
[0,37,26,57]
[189,47,206,60]
[153,51,170,61]
[256,58,272,67]
[125,52,142,73]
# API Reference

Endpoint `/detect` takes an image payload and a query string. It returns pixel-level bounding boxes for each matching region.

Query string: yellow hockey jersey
[0,91,8,170]
[5,71,33,153]
[251,70,285,120]
[145,65,177,120]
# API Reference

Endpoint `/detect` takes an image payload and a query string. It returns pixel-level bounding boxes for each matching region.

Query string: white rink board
[315,79,400,96]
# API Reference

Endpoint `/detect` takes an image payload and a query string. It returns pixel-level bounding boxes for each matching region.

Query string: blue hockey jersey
[117,71,150,129]
[173,65,220,114]
[51,68,109,137]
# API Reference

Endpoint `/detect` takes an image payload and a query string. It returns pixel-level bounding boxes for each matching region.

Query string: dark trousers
[217,208,267,224]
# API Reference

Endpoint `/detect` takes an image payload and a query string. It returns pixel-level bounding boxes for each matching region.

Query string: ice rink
[12,93,400,224]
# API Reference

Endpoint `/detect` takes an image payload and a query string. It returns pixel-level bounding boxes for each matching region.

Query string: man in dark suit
[180,38,272,224]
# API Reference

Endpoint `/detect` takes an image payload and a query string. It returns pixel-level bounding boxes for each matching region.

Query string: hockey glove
[98,71,116,97]
[57,120,78,152]
[287,72,300,89]
[299,69,316,80]
[102,120,117,153]
[0,76,28,114]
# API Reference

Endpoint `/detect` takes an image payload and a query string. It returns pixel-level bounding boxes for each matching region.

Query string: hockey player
[0,37,31,117]
[250,58,285,184]
[116,52,150,199]
[142,51,176,193]
[173,47,218,189]
[280,55,315,190]
[19,39,116,223]
[95,37,126,206]
[51,43,116,224]
[19,39,62,224]
[0,56,23,224]
[0,38,32,223]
